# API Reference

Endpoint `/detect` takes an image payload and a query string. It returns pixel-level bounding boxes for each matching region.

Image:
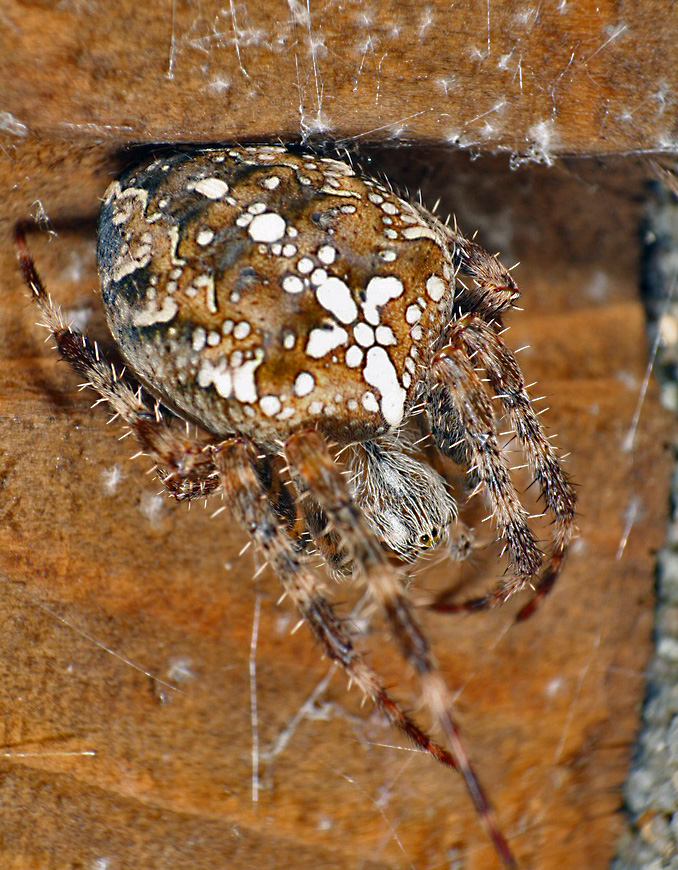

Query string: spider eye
[418,527,442,550]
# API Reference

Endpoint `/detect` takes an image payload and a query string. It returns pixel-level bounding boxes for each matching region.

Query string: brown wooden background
[1,2,677,869]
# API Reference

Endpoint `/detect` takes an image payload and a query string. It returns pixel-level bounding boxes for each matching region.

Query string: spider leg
[284,430,516,869]
[426,333,543,608]
[215,437,469,769]
[454,315,577,619]
[434,235,576,617]
[293,489,353,574]
[15,226,219,500]
[450,231,520,320]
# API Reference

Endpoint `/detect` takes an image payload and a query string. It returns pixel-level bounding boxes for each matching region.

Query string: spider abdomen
[97,145,455,442]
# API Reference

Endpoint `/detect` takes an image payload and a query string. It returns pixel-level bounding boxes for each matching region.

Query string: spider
[15,143,576,869]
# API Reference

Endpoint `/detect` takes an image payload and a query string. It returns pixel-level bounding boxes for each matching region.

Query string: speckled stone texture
[614,173,678,870]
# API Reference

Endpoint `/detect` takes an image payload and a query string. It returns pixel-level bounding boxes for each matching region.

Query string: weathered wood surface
[1,0,678,157]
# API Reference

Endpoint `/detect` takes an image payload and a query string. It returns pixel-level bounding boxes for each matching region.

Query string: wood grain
[1,0,677,156]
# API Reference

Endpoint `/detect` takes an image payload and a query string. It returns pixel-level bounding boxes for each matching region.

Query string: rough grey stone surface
[613,176,678,870]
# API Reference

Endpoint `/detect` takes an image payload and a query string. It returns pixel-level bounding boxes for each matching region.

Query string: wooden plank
[1,0,677,156]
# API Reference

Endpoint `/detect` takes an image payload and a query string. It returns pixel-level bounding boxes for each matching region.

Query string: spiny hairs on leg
[450,232,521,320]
[15,226,219,500]
[454,315,576,620]
[284,430,517,869]
[215,438,466,770]
[426,308,575,616]
[427,336,544,602]
[15,226,150,420]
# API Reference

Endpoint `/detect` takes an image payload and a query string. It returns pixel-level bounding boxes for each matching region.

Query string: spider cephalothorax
[16,143,576,869]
